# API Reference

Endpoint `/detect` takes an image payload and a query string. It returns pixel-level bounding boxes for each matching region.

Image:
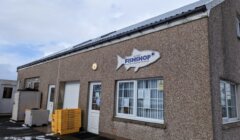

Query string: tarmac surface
[0,116,111,140]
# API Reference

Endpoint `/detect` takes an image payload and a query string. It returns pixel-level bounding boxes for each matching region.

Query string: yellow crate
[51,108,81,135]
[58,128,79,135]
[51,114,59,133]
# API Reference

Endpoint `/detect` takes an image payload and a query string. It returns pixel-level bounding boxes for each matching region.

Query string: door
[88,83,101,134]
[11,92,20,120]
[0,86,15,114]
[47,85,55,121]
[63,82,80,109]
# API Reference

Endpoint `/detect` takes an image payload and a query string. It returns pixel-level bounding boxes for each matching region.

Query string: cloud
[38,42,73,57]
[0,0,198,44]
[0,44,41,80]
[0,0,198,80]
[0,42,69,80]
[0,64,16,80]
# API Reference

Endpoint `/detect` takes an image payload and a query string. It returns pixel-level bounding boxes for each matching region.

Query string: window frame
[25,77,40,90]
[221,80,239,124]
[116,79,164,124]
[237,17,240,38]
[49,87,55,102]
[116,80,136,118]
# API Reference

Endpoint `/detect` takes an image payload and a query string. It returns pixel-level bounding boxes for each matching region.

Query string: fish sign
[116,48,160,72]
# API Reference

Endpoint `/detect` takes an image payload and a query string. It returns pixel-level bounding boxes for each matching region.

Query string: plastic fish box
[24,109,49,127]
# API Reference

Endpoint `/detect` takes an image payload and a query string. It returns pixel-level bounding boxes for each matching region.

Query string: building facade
[17,0,240,139]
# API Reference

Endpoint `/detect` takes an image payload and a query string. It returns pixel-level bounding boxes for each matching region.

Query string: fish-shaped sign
[116,48,160,72]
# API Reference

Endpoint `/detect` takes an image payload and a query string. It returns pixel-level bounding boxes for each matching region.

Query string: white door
[88,83,101,134]
[0,86,15,114]
[47,85,55,121]
[63,82,80,109]
[11,92,20,120]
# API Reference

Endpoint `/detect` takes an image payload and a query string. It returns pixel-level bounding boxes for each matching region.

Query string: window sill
[222,121,240,130]
[113,117,167,129]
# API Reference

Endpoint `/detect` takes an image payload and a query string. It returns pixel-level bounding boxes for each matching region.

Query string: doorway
[63,82,80,109]
[88,82,101,134]
[47,85,55,121]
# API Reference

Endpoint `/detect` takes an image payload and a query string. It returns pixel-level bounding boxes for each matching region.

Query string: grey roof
[17,0,218,70]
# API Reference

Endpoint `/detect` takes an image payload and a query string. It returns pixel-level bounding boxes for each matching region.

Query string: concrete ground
[0,116,111,140]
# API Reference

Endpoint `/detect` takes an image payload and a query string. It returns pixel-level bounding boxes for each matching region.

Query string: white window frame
[221,80,239,124]
[237,17,240,38]
[116,80,136,118]
[116,79,164,124]
[25,78,40,90]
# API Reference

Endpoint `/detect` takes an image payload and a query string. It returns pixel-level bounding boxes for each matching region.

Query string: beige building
[17,0,240,139]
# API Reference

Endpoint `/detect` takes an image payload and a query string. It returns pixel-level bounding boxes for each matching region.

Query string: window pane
[92,85,101,110]
[230,84,236,106]
[118,82,134,115]
[50,88,55,102]
[34,83,39,90]
[238,18,240,37]
[137,79,164,120]
[228,107,237,118]
[228,84,237,118]
[222,106,227,118]
[150,80,157,88]
[220,81,238,121]
[239,22,240,32]
[3,87,13,99]
[159,80,164,91]
[151,89,158,98]
[239,22,240,33]
[119,83,124,89]
[220,82,227,118]
[138,80,144,89]
[225,83,231,97]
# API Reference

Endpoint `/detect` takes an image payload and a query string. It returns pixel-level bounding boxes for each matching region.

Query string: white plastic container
[25,109,49,127]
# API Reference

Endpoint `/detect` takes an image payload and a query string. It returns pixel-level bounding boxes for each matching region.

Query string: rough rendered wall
[209,0,240,140]
[18,18,213,140]
[17,60,59,109]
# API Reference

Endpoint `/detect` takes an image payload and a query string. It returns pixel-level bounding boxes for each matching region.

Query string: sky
[0,0,198,80]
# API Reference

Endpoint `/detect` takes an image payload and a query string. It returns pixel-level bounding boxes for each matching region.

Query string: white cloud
[0,0,198,44]
[38,42,73,57]
[0,53,29,80]
[0,0,198,80]
[0,64,16,80]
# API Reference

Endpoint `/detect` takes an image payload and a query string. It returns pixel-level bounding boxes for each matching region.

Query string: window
[2,87,13,99]
[117,81,134,115]
[220,80,238,124]
[116,79,164,123]
[33,82,39,90]
[91,84,101,110]
[50,87,55,102]
[237,17,240,38]
[25,77,40,90]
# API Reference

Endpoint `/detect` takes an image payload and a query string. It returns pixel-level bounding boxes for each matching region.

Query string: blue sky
[0,0,198,80]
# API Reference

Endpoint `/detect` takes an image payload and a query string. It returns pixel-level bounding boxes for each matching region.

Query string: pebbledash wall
[17,0,240,139]
[209,0,240,140]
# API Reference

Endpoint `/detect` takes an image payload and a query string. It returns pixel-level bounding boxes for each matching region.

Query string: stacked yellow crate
[51,114,58,133]
[51,109,81,135]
